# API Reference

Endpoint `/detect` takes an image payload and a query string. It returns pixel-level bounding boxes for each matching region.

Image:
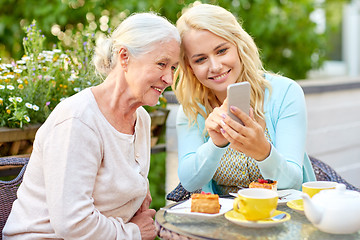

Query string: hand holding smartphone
[227,82,250,125]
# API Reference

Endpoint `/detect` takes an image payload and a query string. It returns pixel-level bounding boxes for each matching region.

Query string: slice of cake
[249,179,278,191]
[190,192,220,214]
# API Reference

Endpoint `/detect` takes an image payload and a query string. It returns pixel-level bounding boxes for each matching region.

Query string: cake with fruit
[190,192,221,214]
[249,179,278,191]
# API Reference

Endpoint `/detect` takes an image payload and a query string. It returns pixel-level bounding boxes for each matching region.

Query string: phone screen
[227,82,250,125]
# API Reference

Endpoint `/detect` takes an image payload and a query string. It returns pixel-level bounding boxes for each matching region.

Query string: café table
[155,197,360,240]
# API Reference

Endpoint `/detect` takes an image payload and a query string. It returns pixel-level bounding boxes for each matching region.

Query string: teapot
[302,183,360,234]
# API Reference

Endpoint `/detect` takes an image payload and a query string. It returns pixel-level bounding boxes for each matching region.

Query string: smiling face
[125,39,180,106]
[183,29,242,102]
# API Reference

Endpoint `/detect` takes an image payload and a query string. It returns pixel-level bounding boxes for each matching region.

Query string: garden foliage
[0,0,348,80]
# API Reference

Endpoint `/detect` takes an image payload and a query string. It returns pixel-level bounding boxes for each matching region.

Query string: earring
[119,49,129,67]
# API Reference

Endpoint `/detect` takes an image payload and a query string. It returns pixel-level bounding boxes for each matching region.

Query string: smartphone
[227,82,250,125]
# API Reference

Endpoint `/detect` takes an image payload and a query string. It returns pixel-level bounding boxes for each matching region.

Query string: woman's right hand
[130,208,157,240]
[205,101,229,147]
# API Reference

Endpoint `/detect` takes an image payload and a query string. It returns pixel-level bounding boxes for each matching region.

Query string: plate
[277,189,302,205]
[225,210,291,228]
[286,199,304,214]
[164,198,234,218]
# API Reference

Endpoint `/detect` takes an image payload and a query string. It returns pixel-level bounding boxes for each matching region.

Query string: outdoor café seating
[1,155,359,239]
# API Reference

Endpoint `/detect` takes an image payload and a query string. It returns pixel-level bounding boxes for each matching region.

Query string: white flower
[32,105,39,111]
[24,115,31,122]
[68,74,78,81]
[6,74,15,79]
[16,60,26,65]
[17,79,23,84]
[44,75,54,81]
[53,49,62,53]
[22,56,31,61]
[38,52,45,58]
[19,65,27,70]
[16,97,23,102]
[74,88,81,92]
[0,85,5,90]
[45,56,53,62]
[14,68,23,73]
[9,97,14,102]
[7,85,15,90]
[5,64,12,68]
[25,103,33,109]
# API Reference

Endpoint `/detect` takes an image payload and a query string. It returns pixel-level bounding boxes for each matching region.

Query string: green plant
[217,0,327,79]
[0,20,99,128]
[1,0,336,80]
[149,152,167,211]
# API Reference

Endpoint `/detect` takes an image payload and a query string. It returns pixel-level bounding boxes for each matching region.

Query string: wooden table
[155,197,360,240]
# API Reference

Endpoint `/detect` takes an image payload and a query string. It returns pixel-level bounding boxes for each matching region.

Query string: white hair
[93,12,180,76]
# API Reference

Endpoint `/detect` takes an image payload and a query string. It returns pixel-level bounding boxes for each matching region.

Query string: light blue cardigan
[176,74,316,193]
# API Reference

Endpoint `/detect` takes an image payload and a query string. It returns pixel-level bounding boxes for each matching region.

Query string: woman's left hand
[220,106,271,161]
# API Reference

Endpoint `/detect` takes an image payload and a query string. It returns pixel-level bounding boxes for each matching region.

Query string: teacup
[302,181,338,198]
[233,188,278,221]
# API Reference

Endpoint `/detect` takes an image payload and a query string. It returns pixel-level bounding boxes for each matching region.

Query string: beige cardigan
[3,88,151,239]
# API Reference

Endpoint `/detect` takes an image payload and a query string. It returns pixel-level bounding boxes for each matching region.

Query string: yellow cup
[233,188,278,221]
[302,181,338,198]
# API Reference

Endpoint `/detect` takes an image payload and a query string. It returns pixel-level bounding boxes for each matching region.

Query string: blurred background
[0,0,357,80]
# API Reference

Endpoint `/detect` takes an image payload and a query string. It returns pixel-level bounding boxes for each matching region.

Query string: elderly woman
[3,13,180,240]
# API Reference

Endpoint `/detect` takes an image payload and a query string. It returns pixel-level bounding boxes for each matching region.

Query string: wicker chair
[309,156,360,192]
[0,157,29,238]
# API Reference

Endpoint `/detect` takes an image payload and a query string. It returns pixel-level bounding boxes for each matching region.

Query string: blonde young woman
[172,3,315,195]
[4,13,180,240]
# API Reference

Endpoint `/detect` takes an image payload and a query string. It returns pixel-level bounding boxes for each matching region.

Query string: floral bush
[0,21,100,128]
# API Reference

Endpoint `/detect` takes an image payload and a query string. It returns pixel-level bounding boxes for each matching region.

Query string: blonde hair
[93,12,180,76]
[173,3,271,125]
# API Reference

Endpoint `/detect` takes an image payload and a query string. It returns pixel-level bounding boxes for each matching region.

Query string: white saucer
[165,198,234,218]
[277,189,302,205]
[225,210,291,228]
